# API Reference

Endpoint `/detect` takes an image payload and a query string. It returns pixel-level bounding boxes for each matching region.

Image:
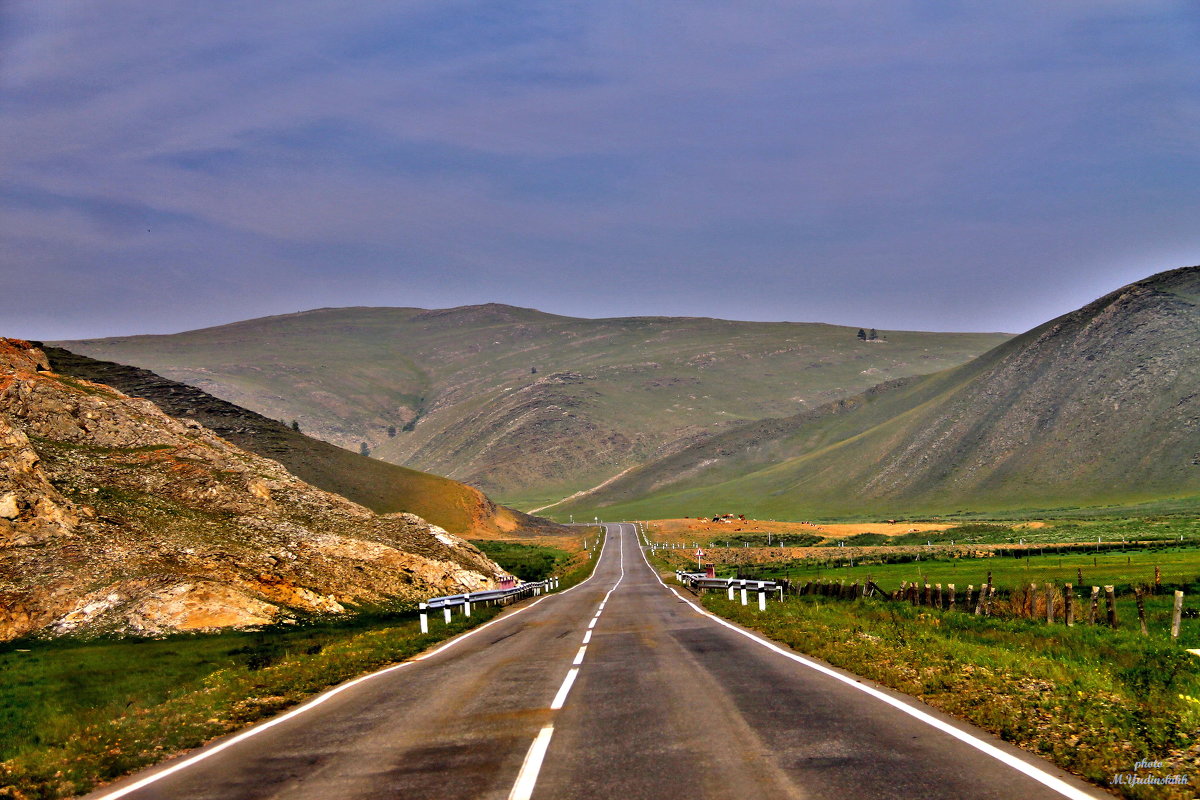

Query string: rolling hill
[37,345,552,538]
[56,308,1011,509]
[557,265,1200,520]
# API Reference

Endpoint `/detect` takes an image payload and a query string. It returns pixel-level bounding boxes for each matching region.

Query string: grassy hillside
[40,346,553,537]
[561,265,1200,520]
[56,306,1010,507]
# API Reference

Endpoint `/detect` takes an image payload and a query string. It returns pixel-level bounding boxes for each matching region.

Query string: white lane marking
[505,522,628,800]
[90,526,616,800]
[634,539,1100,800]
[508,725,556,800]
[551,667,581,710]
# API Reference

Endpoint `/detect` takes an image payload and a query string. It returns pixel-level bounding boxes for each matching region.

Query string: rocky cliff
[0,338,510,640]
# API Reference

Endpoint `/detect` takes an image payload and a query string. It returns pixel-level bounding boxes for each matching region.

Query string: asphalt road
[89,523,1109,800]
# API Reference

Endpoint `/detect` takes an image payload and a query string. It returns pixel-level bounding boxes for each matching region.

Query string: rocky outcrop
[0,338,511,641]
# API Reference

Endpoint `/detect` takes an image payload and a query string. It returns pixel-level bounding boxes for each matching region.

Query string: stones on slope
[0,337,511,640]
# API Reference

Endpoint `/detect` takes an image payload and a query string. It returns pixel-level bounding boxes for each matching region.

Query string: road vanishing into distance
[88,523,1107,800]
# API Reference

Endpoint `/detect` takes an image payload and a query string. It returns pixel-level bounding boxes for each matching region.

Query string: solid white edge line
[634,531,1100,800]
[508,725,555,800]
[550,667,581,710]
[90,523,616,800]
[573,646,587,665]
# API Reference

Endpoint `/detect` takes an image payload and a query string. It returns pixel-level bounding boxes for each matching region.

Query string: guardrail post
[420,602,428,633]
[1173,590,1185,639]
[727,583,735,600]
[444,604,452,624]
[741,581,748,606]
[758,588,766,611]
[464,593,472,617]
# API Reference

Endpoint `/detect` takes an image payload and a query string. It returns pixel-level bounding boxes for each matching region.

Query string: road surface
[88,523,1107,800]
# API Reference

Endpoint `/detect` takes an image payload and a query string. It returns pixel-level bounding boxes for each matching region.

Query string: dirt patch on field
[643,518,953,543]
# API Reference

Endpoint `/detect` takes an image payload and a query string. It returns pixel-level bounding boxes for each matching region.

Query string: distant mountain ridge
[557,265,1200,519]
[56,307,1011,508]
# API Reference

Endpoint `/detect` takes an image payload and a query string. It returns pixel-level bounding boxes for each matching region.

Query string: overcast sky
[4,1,1199,340]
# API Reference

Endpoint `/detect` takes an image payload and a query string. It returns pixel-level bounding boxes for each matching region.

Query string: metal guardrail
[675,571,783,610]
[419,578,560,632]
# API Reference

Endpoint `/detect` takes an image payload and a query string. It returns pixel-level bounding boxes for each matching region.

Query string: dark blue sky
[4,1,1199,339]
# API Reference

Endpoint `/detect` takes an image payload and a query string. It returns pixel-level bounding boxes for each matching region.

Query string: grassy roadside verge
[0,531,608,800]
[697,592,1200,799]
[0,612,496,799]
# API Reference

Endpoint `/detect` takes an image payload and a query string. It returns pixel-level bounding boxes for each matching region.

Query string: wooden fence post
[1105,585,1118,629]
[1134,586,1148,635]
[986,585,996,616]
[1173,590,1184,639]
[974,584,986,615]
[948,584,956,611]
[1155,566,1161,593]
[935,583,943,610]
[1064,584,1074,627]
[1077,567,1084,585]
[1089,586,1100,625]
[1046,585,1055,624]
[923,583,932,606]
[1026,583,1037,618]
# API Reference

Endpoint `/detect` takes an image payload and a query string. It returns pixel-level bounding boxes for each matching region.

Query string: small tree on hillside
[290,420,301,432]
[868,328,878,340]
[857,329,867,340]
[387,425,397,437]
[359,442,370,457]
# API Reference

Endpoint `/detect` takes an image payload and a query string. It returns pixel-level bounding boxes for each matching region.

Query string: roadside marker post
[758,589,766,611]
[727,584,735,600]
[1173,590,1185,639]
[419,603,428,633]
[740,582,748,606]
[464,594,472,617]
[444,605,452,624]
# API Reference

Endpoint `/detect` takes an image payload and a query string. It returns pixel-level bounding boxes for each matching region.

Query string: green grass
[0,612,490,798]
[723,545,1200,598]
[700,593,1200,799]
[469,540,572,581]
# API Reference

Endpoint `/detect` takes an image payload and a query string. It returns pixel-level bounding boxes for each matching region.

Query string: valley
[56,306,1011,508]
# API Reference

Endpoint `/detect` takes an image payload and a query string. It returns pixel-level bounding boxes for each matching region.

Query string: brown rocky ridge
[0,338,511,641]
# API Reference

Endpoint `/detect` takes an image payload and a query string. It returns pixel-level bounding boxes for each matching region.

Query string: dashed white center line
[506,522,629,800]
[550,668,580,710]
[509,725,555,800]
